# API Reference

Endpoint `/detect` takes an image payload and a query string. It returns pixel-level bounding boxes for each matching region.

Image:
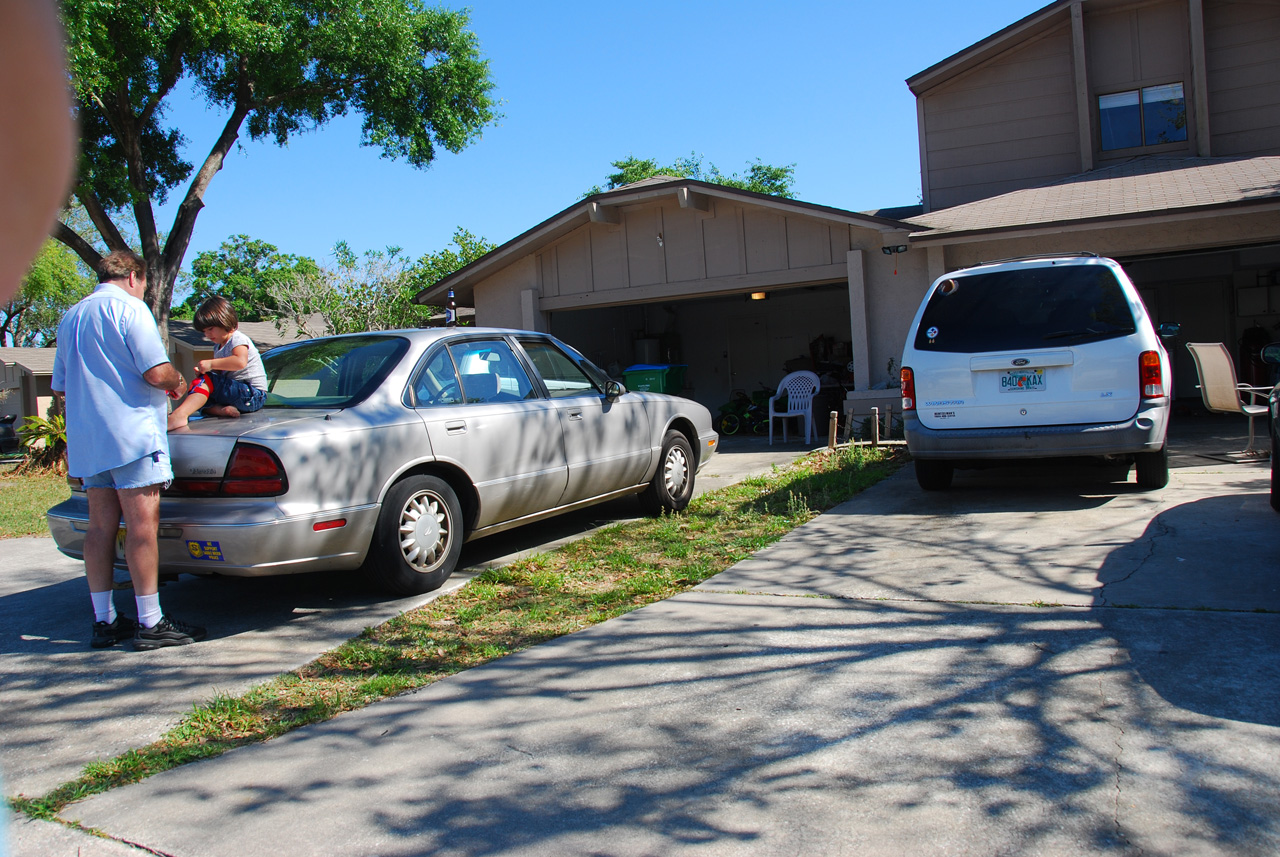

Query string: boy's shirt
[215,329,267,392]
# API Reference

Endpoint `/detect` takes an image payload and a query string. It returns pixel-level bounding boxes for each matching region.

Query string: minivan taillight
[1139,351,1164,399]
[900,367,916,411]
[167,443,288,497]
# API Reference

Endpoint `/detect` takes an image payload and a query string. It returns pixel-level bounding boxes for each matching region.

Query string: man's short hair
[193,295,240,332]
[96,250,146,284]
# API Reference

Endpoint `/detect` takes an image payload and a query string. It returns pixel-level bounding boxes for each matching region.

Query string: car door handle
[566,410,583,421]
[444,420,466,435]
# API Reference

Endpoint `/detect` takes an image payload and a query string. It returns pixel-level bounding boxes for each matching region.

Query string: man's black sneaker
[91,615,136,649]
[133,615,207,650]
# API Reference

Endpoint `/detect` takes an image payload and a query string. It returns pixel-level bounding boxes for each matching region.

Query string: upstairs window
[1098,83,1187,151]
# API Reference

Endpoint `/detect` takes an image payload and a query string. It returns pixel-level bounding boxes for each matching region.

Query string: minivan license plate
[1000,369,1046,393]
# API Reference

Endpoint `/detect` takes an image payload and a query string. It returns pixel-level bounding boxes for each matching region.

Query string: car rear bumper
[46,496,379,577]
[904,403,1169,460]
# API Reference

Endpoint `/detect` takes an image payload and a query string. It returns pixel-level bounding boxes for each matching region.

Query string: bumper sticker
[187,540,224,562]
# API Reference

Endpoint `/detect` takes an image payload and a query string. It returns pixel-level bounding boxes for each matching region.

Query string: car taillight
[166,444,288,497]
[900,367,916,411]
[1139,351,1164,399]
[222,445,288,495]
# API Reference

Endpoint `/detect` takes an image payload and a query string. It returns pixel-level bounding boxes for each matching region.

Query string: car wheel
[368,475,463,596]
[1270,432,1279,513]
[1134,444,1169,490]
[639,430,695,514]
[915,459,953,491]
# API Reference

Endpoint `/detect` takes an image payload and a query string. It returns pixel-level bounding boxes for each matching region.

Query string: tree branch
[52,221,103,271]
[76,188,129,252]
[162,85,253,276]
[138,34,189,127]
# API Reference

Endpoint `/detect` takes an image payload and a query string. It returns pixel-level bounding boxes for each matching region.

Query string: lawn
[0,470,69,538]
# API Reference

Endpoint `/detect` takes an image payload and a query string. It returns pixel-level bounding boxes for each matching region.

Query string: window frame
[1097,81,1188,154]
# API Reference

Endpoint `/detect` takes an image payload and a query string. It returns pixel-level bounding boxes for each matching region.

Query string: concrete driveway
[0,436,812,801]
[7,422,1280,856]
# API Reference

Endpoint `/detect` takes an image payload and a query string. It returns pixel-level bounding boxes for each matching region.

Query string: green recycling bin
[622,363,687,394]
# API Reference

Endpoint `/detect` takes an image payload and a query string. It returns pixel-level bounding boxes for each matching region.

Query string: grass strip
[0,473,70,539]
[9,445,903,819]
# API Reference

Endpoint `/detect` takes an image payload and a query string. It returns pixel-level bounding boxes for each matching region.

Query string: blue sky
[152,0,1049,272]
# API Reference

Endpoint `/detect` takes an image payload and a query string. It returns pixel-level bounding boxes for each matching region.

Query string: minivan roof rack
[961,251,1102,270]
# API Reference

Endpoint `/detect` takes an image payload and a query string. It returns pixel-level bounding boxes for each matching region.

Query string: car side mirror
[605,380,625,399]
[1157,322,1181,339]
[1261,343,1280,365]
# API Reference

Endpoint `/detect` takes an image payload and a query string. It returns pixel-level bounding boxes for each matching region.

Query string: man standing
[52,250,207,650]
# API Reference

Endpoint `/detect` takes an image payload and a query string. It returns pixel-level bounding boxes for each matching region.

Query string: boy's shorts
[83,451,173,491]
[210,373,267,413]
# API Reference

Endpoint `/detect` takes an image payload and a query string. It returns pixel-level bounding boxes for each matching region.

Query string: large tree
[56,1,498,336]
[585,153,796,198]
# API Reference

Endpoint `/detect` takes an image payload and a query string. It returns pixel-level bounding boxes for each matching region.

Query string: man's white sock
[90,590,115,624]
[135,592,162,628]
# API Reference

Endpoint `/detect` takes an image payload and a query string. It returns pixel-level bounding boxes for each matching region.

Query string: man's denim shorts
[211,373,267,413]
[83,451,173,491]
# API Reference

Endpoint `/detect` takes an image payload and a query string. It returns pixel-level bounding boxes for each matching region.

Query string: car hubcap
[663,446,689,497]
[398,490,449,572]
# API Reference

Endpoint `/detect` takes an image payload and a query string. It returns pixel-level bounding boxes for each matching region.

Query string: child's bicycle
[716,386,772,435]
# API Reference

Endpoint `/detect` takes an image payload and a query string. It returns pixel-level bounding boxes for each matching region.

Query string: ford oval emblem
[1012,358,1030,366]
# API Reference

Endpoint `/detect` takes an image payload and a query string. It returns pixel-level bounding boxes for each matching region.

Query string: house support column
[520,289,543,331]
[847,249,870,391]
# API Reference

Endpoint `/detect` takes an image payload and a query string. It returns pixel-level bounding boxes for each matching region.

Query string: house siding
[1205,0,1280,155]
[922,22,1078,210]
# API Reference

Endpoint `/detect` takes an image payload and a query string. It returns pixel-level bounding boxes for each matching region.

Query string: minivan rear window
[913,265,1137,353]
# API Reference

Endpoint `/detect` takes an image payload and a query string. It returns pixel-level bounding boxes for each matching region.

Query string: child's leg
[167,374,212,430]
[202,375,260,419]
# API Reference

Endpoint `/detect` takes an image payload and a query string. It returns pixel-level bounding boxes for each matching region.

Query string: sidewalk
[15,419,1276,856]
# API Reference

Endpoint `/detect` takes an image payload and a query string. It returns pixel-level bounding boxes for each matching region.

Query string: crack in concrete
[1101,654,1137,854]
[1097,511,1173,607]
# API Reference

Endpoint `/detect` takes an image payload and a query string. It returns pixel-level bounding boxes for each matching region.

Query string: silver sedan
[48,329,719,595]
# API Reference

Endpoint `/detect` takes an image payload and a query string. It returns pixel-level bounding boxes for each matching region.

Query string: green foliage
[17,414,67,473]
[407,228,496,294]
[585,152,797,197]
[2,242,95,347]
[57,0,499,316]
[267,228,495,335]
[172,235,319,321]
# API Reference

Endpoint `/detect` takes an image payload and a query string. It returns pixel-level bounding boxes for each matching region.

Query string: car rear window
[262,335,410,408]
[913,265,1137,353]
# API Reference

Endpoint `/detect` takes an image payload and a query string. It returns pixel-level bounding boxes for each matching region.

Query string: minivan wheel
[1134,445,1169,490]
[368,475,463,595]
[915,459,954,491]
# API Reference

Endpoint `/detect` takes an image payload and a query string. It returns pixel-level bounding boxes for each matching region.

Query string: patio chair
[1185,342,1272,456]
[768,370,820,446]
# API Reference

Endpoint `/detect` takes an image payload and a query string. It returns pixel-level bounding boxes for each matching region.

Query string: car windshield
[914,265,1138,353]
[261,335,410,409]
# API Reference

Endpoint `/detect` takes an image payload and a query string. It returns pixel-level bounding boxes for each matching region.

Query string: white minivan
[899,253,1178,491]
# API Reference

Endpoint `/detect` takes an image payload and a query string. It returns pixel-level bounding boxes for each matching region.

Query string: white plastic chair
[1185,342,1272,455]
[768,370,820,446]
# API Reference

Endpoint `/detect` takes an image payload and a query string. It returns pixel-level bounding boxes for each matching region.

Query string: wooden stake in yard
[828,410,838,449]
[871,407,881,446]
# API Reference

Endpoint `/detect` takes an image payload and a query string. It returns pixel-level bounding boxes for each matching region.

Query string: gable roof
[904,156,1280,244]
[0,347,57,376]
[414,178,916,306]
[907,0,1071,95]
